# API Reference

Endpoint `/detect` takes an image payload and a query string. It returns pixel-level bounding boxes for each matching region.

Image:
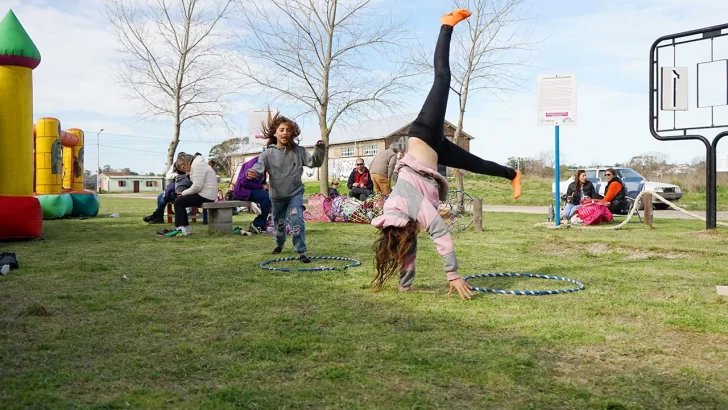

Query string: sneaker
[249,223,263,234]
[180,226,191,236]
[1,265,9,276]
[142,214,155,223]
[165,229,182,237]
[148,217,164,224]
[298,253,311,263]
[272,245,284,254]
[155,229,174,236]
[398,286,419,292]
[233,226,243,235]
[250,202,262,215]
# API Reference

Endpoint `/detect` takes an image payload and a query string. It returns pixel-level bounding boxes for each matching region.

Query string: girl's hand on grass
[448,278,473,300]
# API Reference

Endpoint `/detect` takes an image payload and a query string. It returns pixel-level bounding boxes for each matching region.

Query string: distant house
[99,172,164,193]
[229,113,474,183]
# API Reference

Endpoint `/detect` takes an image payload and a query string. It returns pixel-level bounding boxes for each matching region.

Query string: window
[363,144,378,156]
[145,181,158,188]
[585,170,597,179]
[118,180,126,187]
[618,168,642,179]
[340,147,355,157]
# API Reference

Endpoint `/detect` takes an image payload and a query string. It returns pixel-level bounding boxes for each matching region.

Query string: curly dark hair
[372,220,419,291]
[261,114,301,149]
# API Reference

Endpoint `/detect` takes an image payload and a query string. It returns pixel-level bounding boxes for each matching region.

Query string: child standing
[371,9,522,300]
[247,114,325,263]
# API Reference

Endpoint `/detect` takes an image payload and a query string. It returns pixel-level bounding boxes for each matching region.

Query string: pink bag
[577,203,613,226]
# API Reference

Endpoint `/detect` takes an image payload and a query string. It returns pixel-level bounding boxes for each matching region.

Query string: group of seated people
[561,168,632,221]
[333,143,404,202]
[141,152,221,236]
[143,142,407,233]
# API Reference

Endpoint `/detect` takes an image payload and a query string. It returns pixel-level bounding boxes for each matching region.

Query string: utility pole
[96,128,104,193]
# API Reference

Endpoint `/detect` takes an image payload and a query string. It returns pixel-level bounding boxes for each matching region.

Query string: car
[551,167,682,209]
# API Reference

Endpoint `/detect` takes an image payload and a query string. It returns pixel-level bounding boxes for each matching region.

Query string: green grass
[2,197,728,409]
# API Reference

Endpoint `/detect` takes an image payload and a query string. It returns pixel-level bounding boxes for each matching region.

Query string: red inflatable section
[0,196,43,240]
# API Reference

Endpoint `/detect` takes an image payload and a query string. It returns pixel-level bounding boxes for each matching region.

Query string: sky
[3,0,728,175]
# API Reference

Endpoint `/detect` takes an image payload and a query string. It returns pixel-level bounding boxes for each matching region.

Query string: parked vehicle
[551,167,682,209]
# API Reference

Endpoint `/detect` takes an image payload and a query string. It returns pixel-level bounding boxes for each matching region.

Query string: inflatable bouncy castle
[33,118,99,218]
[0,10,42,240]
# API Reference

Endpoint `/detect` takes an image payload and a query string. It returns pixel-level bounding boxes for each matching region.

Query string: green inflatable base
[70,192,100,217]
[36,194,73,219]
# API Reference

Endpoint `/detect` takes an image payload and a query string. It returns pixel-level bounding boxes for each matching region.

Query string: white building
[99,172,165,193]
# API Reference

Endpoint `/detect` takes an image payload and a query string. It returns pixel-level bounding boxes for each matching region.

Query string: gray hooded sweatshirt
[369,141,402,178]
[251,144,326,201]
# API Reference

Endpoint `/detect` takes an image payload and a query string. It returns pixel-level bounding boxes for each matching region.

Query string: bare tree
[414,0,536,193]
[450,0,536,193]
[233,0,414,194]
[106,0,234,169]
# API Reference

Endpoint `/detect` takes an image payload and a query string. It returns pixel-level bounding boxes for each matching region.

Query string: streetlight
[96,128,104,193]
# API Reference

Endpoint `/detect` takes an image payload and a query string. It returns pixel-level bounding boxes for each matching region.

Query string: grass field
[1,197,727,409]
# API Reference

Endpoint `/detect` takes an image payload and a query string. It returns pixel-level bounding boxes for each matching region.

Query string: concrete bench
[203,201,251,233]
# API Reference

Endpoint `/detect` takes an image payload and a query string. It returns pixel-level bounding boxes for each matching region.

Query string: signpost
[248,108,276,148]
[650,24,728,230]
[538,74,577,226]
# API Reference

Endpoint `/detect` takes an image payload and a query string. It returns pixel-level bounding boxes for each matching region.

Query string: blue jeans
[249,189,271,230]
[152,193,167,218]
[271,192,306,253]
[562,203,581,219]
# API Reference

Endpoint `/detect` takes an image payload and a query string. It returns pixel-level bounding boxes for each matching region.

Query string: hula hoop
[462,272,584,295]
[259,256,361,272]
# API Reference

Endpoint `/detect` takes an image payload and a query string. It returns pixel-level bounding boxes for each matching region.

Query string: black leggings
[407,26,516,181]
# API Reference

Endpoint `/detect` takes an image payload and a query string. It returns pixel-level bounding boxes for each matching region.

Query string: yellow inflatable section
[0,65,33,196]
[34,117,62,195]
[0,9,43,239]
[66,128,84,190]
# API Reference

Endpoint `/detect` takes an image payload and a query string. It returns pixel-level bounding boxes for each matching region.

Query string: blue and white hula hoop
[259,256,361,272]
[462,272,585,295]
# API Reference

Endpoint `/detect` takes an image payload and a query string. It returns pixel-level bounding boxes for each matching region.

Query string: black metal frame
[649,24,728,229]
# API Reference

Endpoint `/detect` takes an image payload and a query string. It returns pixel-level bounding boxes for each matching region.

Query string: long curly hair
[261,113,301,150]
[372,220,419,291]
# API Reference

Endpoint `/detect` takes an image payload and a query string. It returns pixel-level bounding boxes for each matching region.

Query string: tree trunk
[167,119,181,170]
[452,106,467,213]
[318,119,331,195]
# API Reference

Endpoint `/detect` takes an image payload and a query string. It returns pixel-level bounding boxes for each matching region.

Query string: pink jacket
[371,154,459,281]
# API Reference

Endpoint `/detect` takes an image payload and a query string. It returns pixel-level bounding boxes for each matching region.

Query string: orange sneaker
[512,170,522,199]
[441,9,472,27]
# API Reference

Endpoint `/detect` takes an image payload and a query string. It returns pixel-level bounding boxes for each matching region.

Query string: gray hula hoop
[462,272,585,295]
[259,256,361,272]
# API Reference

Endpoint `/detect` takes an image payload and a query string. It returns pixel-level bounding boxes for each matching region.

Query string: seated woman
[561,169,596,220]
[601,168,630,214]
[166,154,218,236]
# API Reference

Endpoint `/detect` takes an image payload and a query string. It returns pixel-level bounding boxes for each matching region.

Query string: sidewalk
[482,205,728,221]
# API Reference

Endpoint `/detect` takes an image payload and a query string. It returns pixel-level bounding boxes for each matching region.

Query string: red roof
[100,172,125,176]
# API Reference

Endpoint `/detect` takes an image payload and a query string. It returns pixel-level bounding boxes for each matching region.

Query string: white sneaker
[250,202,262,215]
[0,265,9,275]
[181,226,192,235]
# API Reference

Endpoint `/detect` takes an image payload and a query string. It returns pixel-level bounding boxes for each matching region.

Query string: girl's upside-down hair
[372,220,419,291]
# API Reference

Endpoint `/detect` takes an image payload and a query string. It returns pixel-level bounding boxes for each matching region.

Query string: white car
[551,167,682,209]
